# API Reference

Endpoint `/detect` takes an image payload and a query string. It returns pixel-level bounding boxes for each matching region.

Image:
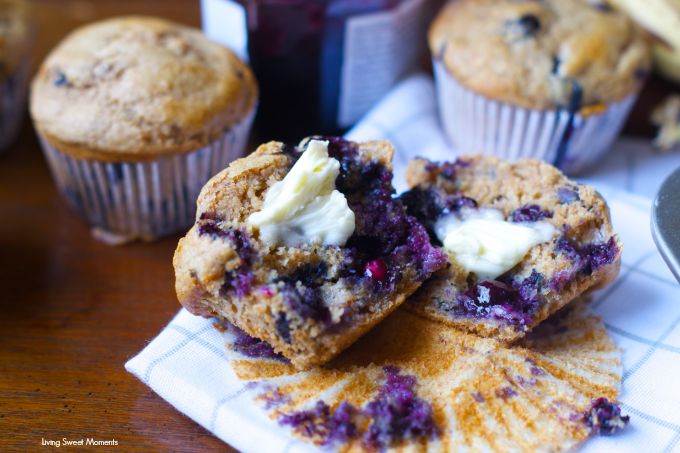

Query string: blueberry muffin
[400,156,621,341]
[30,16,257,243]
[429,0,651,172]
[173,137,446,369]
[0,0,33,152]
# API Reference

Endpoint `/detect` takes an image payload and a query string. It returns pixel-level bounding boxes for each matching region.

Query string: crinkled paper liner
[39,110,254,244]
[433,60,638,174]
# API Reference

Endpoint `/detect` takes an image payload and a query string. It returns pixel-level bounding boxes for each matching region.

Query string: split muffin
[173,137,446,369]
[30,16,257,244]
[400,156,622,341]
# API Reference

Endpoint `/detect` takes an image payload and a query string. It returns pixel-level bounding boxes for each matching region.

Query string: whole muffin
[0,0,33,152]
[429,0,651,173]
[30,16,257,243]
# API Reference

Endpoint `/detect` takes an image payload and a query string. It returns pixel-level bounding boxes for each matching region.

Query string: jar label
[201,0,249,62]
[337,0,427,127]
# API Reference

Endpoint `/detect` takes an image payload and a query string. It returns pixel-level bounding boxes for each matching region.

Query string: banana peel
[609,0,680,83]
[608,0,680,49]
[653,43,680,83]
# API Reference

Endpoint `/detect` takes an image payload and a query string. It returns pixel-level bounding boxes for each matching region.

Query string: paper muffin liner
[433,60,639,174]
[39,110,254,244]
[0,57,31,152]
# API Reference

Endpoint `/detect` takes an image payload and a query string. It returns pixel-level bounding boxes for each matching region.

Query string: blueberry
[362,367,439,450]
[551,56,561,75]
[230,324,287,361]
[510,204,553,222]
[583,398,629,436]
[590,1,613,12]
[53,70,69,87]
[555,236,618,276]
[276,312,292,344]
[505,14,541,40]
[556,186,580,204]
[454,274,544,327]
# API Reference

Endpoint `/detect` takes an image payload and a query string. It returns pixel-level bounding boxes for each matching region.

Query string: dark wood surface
[1,2,235,452]
[0,1,677,452]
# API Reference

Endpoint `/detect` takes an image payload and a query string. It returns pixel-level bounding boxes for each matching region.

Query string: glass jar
[202,0,433,141]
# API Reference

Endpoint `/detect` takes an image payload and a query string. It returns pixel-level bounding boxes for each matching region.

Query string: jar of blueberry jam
[202,0,434,141]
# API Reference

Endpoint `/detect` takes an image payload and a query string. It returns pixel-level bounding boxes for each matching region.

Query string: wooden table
[0,1,676,452]
[1,2,234,451]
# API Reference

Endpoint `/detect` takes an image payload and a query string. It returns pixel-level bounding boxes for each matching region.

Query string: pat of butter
[435,209,556,279]
[247,139,355,247]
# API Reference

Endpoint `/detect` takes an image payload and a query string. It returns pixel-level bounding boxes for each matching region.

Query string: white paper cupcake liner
[433,60,639,174]
[0,58,31,152]
[39,110,254,244]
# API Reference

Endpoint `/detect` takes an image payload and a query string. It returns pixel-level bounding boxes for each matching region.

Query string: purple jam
[583,398,629,436]
[556,186,580,204]
[278,366,439,450]
[229,324,288,361]
[510,204,553,223]
[555,236,619,276]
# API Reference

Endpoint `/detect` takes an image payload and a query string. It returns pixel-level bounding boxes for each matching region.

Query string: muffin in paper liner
[39,110,254,245]
[0,57,31,152]
[0,0,33,153]
[433,60,639,175]
[30,16,258,244]
[221,300,627,452]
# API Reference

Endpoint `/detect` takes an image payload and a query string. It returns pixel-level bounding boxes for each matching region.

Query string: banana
[608,0,680,49]
[653,43,680,83]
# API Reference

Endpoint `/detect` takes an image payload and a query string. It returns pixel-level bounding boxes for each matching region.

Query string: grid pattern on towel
[126,75,680,453]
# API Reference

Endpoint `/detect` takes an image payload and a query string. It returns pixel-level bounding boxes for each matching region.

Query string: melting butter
[247,139,355,247]
[435,208,556,279]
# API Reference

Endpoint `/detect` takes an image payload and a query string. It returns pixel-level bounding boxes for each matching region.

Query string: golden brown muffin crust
[430,0,651,109]
[30,16,257,162]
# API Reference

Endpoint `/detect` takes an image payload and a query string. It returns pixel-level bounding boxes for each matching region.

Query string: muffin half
[174,137,446,368]
[400,156,621,341]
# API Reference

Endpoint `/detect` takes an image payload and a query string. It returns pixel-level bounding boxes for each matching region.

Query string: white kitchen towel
[126,74,680,453]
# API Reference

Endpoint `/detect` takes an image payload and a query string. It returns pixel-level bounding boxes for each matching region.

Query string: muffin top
[0,0,32,75]
[429,0,651,109]
[30,16,257,161]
